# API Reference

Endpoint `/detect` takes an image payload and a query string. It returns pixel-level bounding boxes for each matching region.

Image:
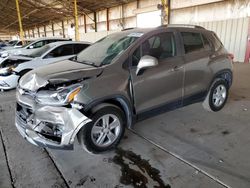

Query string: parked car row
[0,37,72,58]
[13,25,233,154]
[0,41,90,90]
[0,39,31,51]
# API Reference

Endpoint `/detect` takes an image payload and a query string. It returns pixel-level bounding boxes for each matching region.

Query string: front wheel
[203,79,229,112]
[77,105,125,154]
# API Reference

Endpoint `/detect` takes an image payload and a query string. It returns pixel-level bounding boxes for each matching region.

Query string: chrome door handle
[171,66,182,72]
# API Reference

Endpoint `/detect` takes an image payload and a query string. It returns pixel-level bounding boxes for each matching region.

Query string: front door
[129,31,184,114]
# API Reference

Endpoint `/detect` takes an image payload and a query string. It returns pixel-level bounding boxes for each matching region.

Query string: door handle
[171,66,182,72]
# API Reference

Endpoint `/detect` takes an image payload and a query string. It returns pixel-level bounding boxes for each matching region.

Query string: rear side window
[74,44,89,54]
[202,34,211,50]
[181,32,206,53]
[211,33,222,51]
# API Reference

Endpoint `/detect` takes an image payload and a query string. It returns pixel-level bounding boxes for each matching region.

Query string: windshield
[8,40,18,46]
[26,44,53,58]
[76,32,143,66]
[22,41,33,48]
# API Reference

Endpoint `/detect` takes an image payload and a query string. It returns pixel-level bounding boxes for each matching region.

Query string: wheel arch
[83,95,134,129]
[211,69,233,88]
[216,69,233,86]
[17,68,33,77]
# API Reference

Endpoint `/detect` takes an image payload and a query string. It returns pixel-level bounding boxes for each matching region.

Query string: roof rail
[122,27,136,31]
[160,24,205,29]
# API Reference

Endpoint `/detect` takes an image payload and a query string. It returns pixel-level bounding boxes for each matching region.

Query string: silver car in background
[0,41,90,90]
[0,37,71,59]
[0,40,30,51]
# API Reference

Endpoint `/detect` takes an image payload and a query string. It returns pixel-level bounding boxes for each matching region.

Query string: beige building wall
[171,0,250,62]
[16,0,250,62]
[0,32,12,41]
[171,0,250,23]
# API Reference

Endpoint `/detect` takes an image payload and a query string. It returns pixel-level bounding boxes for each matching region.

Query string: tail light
[228,53,234,61]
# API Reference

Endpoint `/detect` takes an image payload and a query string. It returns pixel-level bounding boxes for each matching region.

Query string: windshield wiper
[20,54,34,58]
[71,57,99,67]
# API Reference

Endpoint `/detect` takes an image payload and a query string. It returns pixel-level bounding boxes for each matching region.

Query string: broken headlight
[35,84,82,106]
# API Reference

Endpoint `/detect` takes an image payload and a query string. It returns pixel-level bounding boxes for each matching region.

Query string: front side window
[181,32,206,54]
[132,32,176,66]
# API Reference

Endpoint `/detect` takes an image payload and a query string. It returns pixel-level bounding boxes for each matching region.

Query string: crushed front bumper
[0,74,19,90]
[15,89,91,150]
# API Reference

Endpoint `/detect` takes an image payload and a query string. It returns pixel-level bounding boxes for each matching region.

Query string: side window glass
[142,32,176,60]
[202,34,211,50]
[181,32,204,53]
[47,44,73,58]
[44,40,52,45]
[131,32,176,66]
[74,44,89,54]
[132,46,141,66]
[32,41,44,48]
[16,41,23,46]
[212,33,222,51]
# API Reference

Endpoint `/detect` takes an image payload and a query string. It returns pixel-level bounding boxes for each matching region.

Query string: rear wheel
[203,79,229,111]
[77,105,125,154]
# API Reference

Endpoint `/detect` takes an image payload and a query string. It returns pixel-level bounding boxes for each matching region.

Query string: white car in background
[0,37,71,59]
[0,41,90,90]
[0,40,31,51]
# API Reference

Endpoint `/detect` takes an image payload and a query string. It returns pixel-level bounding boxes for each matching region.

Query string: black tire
[203,79,229,112]
[77,105,125,154]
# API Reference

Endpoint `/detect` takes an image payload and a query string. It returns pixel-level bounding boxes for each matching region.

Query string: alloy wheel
[212,84,227,107]
[91,114,121,147]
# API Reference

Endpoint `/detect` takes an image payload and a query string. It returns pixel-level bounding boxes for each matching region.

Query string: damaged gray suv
[16,25,233,153]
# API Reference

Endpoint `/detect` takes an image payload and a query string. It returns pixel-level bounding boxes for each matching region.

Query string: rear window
[181,32,211,54]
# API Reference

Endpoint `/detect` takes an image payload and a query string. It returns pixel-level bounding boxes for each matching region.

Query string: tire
[203,79,229,112]
[77,105,125,154]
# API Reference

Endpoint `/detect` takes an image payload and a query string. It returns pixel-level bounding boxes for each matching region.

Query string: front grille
[16,103,32,129]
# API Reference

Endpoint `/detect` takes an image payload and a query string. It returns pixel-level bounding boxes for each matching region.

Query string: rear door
[129,31,184,114]
[180,31,212,101]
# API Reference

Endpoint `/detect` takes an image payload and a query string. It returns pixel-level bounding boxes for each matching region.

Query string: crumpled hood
[0,55,33,67]
[19,59,103,91]
[8,55,33,61]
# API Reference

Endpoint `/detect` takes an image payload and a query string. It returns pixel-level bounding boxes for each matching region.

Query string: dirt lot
[0,63,249,188]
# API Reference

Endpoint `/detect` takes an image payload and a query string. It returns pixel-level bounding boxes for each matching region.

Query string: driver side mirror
[136,55,158,75]
[29,45,34,49]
